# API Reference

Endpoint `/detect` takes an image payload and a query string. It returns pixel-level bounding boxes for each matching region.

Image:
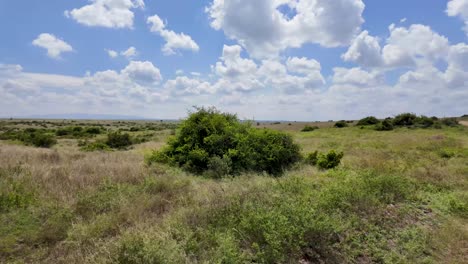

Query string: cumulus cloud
[65,0,144,29]
[147,14,199,55]
[332,67,382,86]
[32,33,73,59]
[447,0,468,35]
[342,31,383,67]
[206,0,365,58]
[164,76,214,96]
[121,61,162,84]
[343,24,450,69]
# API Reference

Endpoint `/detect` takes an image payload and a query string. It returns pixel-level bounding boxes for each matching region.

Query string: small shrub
[106,132,132,149]
[334,120,348,128]
[26,133,57,148]
[438,149,456,159]
[301,125,319,132]
[317,150,344,169]
[357,116,380,126]
[80,142,112,152]
[441,118,459,127]
[305,151,319,165]
[84,127,101,134]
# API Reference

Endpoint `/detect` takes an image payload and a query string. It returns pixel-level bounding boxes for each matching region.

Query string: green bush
[80,142,112,152]
[441,118,459,127]
[317,150,344,169]
[148,107,301,176]
[84,127,101,134]
[301,125,319,132]
[357,116,380,126]
[393,113,418,127]
[305,151,319,165]
[415,116,435,128]
[25,133,57,148]
[334,120,348,128]
[106,132,132,149]
[232,128,302,175]
[375,118,394,131]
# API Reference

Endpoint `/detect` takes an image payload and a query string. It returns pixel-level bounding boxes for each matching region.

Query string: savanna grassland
[0,115,467,263]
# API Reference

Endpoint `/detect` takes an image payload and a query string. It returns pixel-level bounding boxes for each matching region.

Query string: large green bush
[375,118,394,131]
[356,116,380,126]
[148,107,301,177]
[393,113,418,127]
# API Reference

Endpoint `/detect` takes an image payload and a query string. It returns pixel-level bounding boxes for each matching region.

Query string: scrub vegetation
[0,111,467,263]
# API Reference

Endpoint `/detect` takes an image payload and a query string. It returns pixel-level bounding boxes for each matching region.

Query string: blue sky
[0,0,467,120]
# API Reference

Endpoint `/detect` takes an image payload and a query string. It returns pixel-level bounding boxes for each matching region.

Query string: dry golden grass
[0,142,148,203]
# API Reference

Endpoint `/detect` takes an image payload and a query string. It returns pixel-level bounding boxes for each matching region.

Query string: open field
[0,118,467,263]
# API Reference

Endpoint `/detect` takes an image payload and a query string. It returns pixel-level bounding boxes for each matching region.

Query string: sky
[0,0,467,121]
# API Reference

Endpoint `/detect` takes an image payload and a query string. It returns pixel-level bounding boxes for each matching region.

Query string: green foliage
[305,151,319,165]
[26,133,57,148]
[301,125,319,132]
[317,150,344,169]
[131,133,155,144]
[393,113,418,127]
[441,118,459,127]
[232,128,302,175]
[84,127,102,134]
[334,120,348,128]
[206,156,232,179]
[0,168,35,213]
[415,115,435,128]
[56,126,101,138]
[106,132,132,149]
[438,148,456,159]
[80,141,112,152]
[149,107,301,176]
[0,129,57,148]
[375,118,394,131]
[357,116,380,126]
[75,182,136,219]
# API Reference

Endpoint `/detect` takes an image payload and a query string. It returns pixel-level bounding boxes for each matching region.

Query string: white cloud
[121,61,162,84]
[206,0,365,58]
[332,67,381,86]
[447,0,468,35]
[164,76,214,96]
[343,24,450,69]
[342,31,383,67]
[106,49,118,58]
[106,46,138,59]
[286,57,321,75]
[65,0,144,29]
[147,14,199,55]
[121,46,138,58]
[32,33,73,59]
